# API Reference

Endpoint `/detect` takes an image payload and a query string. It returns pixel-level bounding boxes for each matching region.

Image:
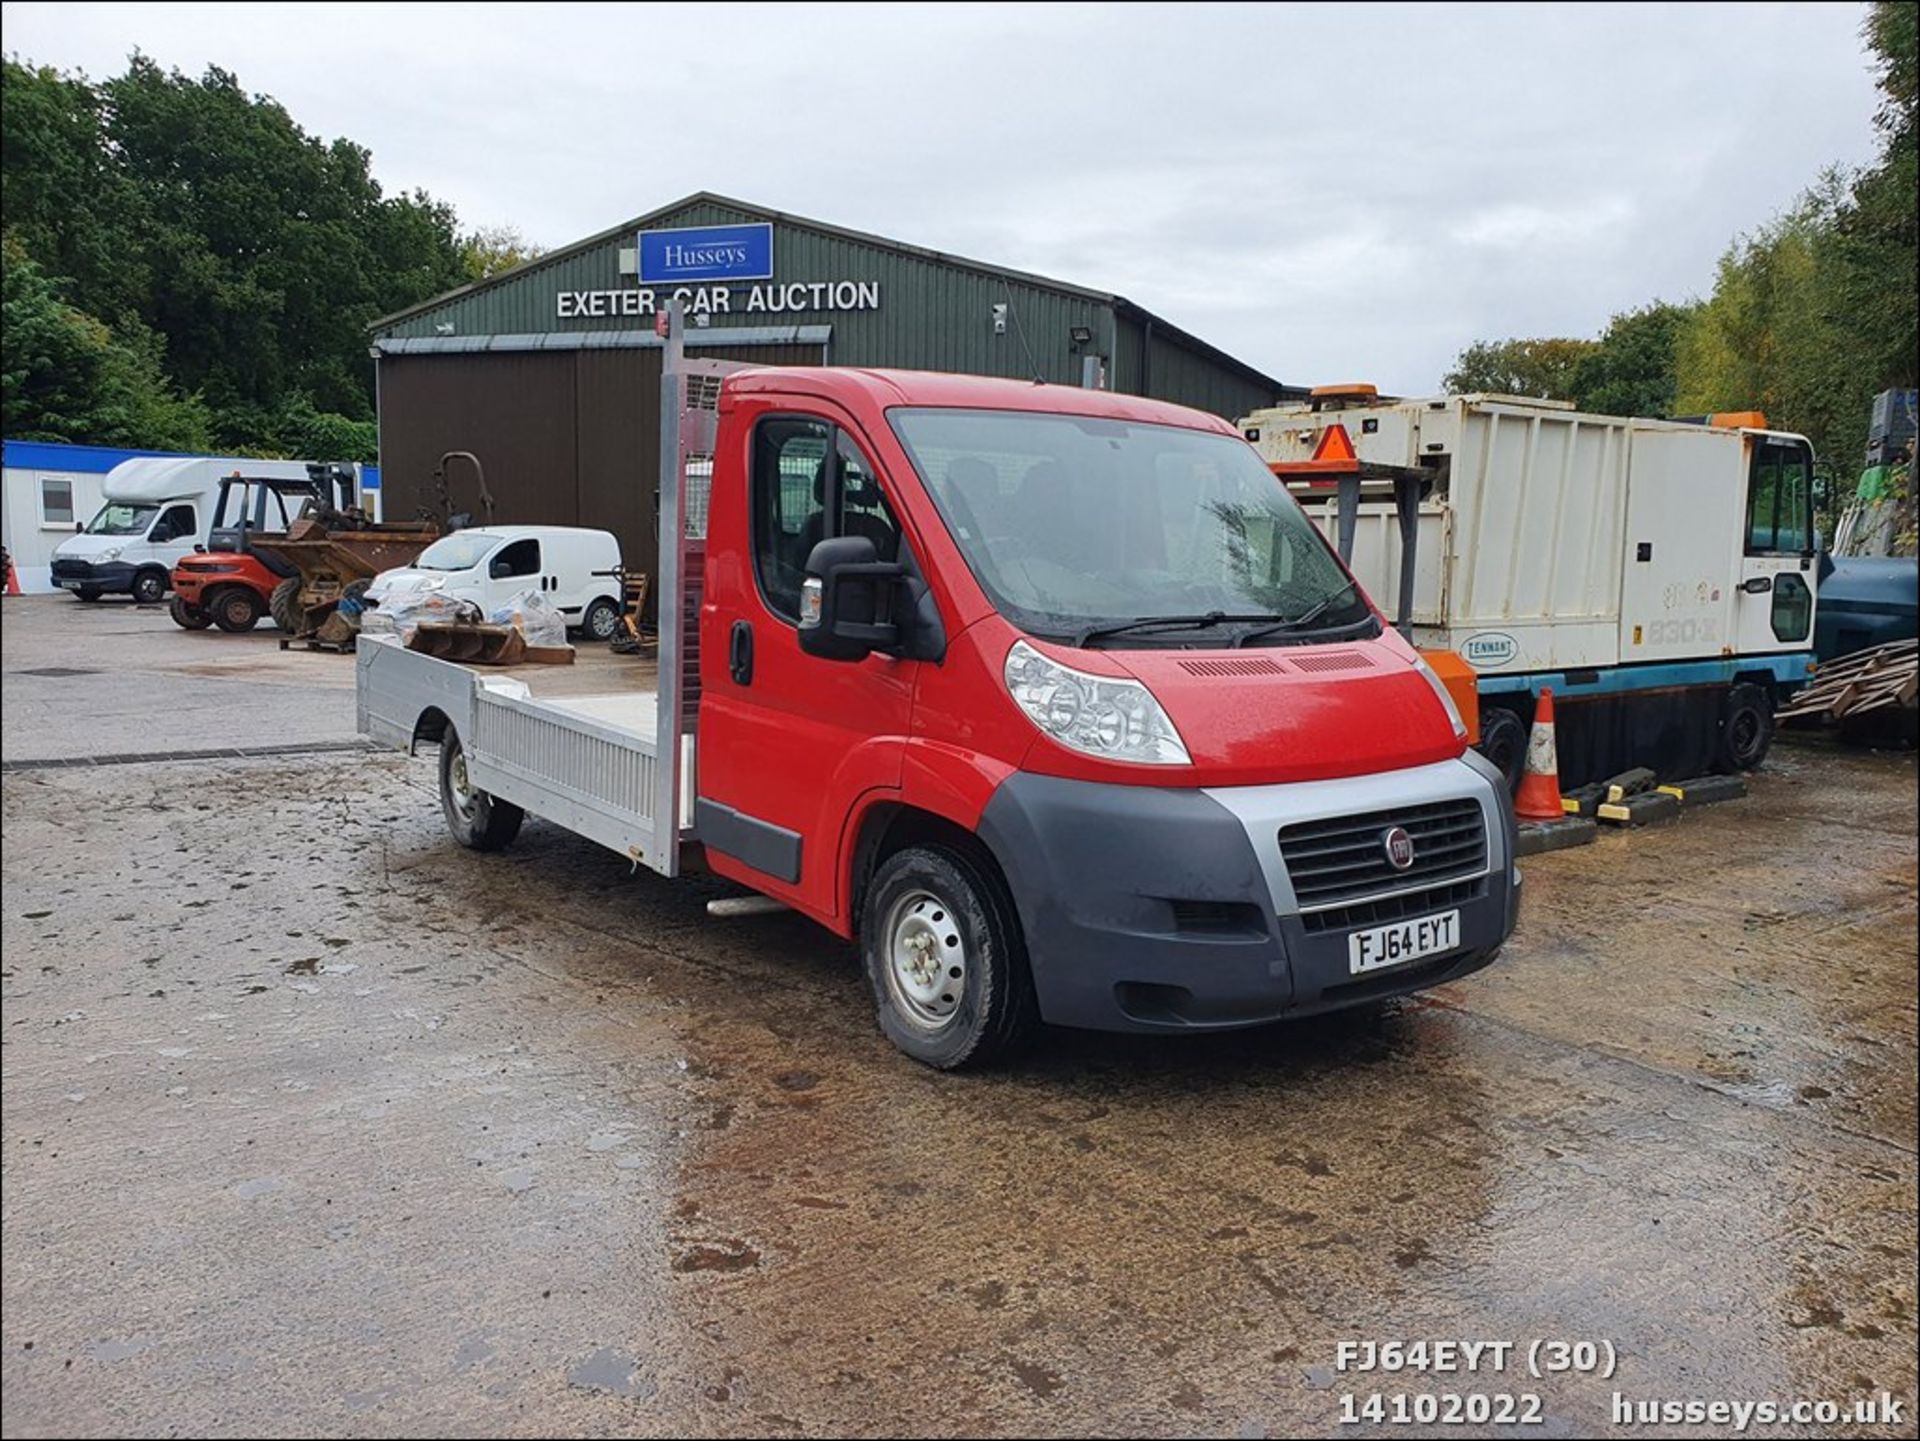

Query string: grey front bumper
[975,755,1519,1034]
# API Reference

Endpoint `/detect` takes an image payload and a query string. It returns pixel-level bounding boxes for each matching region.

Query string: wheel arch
[410,705,453,755]
[844,799,1012,943]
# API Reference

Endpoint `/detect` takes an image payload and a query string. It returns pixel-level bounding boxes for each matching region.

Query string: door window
[491,537,540,579]
[751,418,903,624]
[153,505,197,543]
[1770,571,1812,642]
[1746,441,1813,554]
[752,418,832,621]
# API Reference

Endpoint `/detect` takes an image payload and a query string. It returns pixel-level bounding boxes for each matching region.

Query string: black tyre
[75,586,103,602]
[438,729,524,851]
[581,595,621,643]
[169,595,213,630]
[1715,682,1775,773]
[131,570,167,604]
[1476,706,1529,792]
[269,577,303,634]
[861,843,1039,1070]
[210,586,263,633]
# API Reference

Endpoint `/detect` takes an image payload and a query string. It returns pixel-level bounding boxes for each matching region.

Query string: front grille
[1299,876,1485,935]
[50,559,95,578]
[1279,797,1487,911]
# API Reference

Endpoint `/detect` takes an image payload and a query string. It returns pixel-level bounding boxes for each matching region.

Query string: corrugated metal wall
[378,341,822,585]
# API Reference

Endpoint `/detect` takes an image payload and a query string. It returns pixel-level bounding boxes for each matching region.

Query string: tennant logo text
[638,223,773,283]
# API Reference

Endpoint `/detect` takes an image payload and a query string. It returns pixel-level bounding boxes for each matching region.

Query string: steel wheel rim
[1731,708,1760,760]
[884,888,966,1032]
[448,747,478,819]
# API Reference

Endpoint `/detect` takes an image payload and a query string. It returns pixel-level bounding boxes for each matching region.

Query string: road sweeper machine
[1241,388,1818,788]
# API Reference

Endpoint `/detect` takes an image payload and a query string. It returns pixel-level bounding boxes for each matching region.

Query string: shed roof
[371,192,1290,397]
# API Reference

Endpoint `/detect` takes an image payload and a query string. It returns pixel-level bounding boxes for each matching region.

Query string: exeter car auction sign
[555,221,883,320]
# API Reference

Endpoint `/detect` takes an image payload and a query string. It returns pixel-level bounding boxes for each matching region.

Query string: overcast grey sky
[2,2,1884,392]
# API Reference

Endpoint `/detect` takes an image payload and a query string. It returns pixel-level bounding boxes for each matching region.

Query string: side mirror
[74,522,83,534]
[489,558,512,580]
[799,536,904,661]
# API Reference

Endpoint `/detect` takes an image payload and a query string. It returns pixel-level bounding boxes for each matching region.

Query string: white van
[369,525,624,640]
[51,455,315,603]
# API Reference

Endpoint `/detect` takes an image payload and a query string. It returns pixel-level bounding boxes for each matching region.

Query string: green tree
[1675,2,1917,480]
[1,235,210,450]
[460,224,545,283]
[1568,302,1696,418]
[0,53,468,446]
[1442,337,1596,400]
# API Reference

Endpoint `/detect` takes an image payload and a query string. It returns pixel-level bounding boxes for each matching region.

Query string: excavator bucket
[407,622,526,666]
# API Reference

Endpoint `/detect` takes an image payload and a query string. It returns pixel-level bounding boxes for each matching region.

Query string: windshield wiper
[1072,611,1287,647]
[1230,581,1365,648]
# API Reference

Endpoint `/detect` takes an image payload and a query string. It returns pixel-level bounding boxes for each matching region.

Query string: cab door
[696,405,918,925]
[482,535,541,613]
[1734,435,1817,655]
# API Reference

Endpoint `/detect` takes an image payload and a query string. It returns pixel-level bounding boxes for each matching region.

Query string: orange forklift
[169,466,345,632]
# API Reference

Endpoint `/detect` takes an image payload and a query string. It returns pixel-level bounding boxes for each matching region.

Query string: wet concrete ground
[1,595,1916,1437]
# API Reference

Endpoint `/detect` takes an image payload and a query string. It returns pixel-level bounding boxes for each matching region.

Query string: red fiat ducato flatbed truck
[357,320,1520,1069]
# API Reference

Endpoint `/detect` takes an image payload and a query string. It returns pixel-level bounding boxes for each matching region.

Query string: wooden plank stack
[1777,639,1918,726]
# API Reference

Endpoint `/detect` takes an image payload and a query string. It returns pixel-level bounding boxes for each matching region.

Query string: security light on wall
[1070,325,1093,345]
[435,322,455,336]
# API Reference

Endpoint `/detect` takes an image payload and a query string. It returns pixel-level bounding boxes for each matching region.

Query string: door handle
[729,620,754,685]
[1741,575,1774,595]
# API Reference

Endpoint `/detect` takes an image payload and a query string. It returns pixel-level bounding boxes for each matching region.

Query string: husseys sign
[555,221,883,320]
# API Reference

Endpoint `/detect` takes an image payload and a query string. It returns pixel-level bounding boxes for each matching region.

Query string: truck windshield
[85,502,159,536]
[890,407,1373,646]
[414,533,494,571]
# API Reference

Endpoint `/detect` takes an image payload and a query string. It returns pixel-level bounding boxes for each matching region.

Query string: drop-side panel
[467,689,665,865]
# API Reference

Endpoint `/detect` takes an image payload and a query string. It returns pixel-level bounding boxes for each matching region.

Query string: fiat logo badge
[1383,826,1415,871]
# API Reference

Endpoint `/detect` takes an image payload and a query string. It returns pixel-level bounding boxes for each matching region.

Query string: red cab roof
[723,367,1237,435]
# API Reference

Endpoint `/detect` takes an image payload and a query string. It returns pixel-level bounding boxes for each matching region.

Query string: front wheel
[438,729,524,850]
[211,586,263,633]
[861,844,1038,1070]
[269,577,303,634]
[1476,706,1529,792]
[75,586,103,602]
[581,595,621,643]
[130,570,167,605]
[1715,682,1775,773]
[169,595,213,630]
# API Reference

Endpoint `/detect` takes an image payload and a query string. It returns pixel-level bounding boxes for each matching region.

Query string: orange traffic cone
[1513,688,1565,821]
[3,550,19,596]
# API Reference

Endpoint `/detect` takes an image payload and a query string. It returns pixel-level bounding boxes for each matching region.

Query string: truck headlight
[1003,639,1190,765]
[1413,655,1470,739]
[96,547,122,565]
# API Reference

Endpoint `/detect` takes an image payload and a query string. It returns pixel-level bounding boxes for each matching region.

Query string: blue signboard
[637,223,773,284]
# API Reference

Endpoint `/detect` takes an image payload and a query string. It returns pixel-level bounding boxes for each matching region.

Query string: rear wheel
[1715,682,1775,773]
[269,577,303,634]
[581,596,621,643]
[1476,706,1529,792]
[211,586,263,633]
[438,729,524,850]
[861,844,1038,1070]
[169,595,213,630]
[131,570,167,605]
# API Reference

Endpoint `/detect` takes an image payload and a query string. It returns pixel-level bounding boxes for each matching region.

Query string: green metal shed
[369,193,1300,582]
